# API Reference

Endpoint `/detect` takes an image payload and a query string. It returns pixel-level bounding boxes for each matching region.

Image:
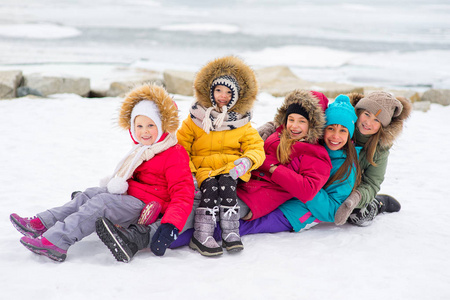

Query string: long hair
[276,127,305,165]
[322,134,361,190]
[355,109,383,167]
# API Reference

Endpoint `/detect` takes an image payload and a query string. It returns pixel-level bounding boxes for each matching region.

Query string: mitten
[192,173,199,189]
[257,121,277,141]
[287,156,301,172]
[137,201,162,226]
[192,173,202,199]
[229,157,252,180]
[334,190,362,225]
[150,223,179,256]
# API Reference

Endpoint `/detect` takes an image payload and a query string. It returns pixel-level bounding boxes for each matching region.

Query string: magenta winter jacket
[237,127,331,221]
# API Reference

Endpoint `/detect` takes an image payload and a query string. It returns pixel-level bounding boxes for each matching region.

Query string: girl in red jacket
[10,84,194,262]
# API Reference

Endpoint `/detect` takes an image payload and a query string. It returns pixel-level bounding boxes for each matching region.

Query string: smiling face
[324,124,349,151]
[134,115,159,145]
[357,110,382,135]
[213,85,232,108]
[286,113,309,140]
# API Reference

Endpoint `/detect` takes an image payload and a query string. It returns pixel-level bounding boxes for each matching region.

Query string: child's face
[134,115,159,145]
[357,110,381,135]
[324,124,349,151]
[213,85,232,108]
[286,113,309,140]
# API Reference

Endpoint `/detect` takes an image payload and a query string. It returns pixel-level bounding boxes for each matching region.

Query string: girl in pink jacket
[238,90,332,221]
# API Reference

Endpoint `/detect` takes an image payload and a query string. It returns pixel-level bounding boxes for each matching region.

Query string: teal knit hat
[325,94,357,138]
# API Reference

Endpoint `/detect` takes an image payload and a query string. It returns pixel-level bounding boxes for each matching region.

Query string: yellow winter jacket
[177,115,265,186]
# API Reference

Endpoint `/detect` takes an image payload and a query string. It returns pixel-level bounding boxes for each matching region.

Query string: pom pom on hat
[355,91,403,127]
[326,95,358,138]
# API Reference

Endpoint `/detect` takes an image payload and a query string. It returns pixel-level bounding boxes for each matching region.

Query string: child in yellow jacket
[177,56,265,256]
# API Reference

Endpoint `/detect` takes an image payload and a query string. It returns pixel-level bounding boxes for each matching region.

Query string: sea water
[0,0,449,90]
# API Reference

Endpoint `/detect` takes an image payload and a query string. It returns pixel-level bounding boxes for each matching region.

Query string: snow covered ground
[1,92,449,300]
[1,0,449,298]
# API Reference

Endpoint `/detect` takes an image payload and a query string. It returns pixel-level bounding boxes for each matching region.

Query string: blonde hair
[277,127,305,164]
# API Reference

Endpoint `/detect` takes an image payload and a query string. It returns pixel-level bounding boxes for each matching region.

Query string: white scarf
[189,101,252,134]
[101,133,178,194]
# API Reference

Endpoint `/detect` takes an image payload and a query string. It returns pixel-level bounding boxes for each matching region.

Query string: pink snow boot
[10,214,47,238]
[20,236,67,262]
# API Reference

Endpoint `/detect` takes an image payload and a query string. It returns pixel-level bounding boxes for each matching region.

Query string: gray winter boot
[189,207,223,257]
[95,217,150,262]
[220,205,243,252]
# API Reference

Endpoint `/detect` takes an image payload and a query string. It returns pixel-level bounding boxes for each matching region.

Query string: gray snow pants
[38,187,145,250]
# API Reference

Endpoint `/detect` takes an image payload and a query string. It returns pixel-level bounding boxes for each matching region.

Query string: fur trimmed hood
[194,56,258,115]
[347,92,412,148]
[273,89,326,144]
[119,84,179,134]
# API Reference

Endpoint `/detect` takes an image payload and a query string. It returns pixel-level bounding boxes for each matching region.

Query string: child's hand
[259,156,279,173]
[229,157,252,180]
[150,223,179,256]
[334,190,362,225]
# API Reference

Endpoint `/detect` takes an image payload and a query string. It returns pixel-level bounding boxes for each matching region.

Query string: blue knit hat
[325,94,357,138]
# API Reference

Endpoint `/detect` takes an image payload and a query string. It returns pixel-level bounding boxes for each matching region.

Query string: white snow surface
[1,92,449,299]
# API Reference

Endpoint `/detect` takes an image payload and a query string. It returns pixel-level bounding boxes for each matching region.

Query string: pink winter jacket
[237,127,331,221]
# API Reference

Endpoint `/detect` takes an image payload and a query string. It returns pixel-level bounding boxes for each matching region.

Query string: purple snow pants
[170,208,292,248]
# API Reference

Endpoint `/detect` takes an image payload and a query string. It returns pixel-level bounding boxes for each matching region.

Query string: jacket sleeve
[356,149,389,208]
[270,152,331,203]
[239,126,266,172]
[176,117,197,173]
[306,166,357,222]
[160,146,195,231]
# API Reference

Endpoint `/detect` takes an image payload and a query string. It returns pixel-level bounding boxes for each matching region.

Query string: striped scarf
[189,101,252,134]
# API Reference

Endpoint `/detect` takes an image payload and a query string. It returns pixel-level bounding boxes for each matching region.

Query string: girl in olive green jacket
[334,91,412,226]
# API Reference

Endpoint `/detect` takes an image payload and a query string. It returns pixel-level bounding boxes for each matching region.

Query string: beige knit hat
[355,91,403,127]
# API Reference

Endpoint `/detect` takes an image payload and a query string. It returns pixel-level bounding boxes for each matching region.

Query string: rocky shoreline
[1,66,449,111]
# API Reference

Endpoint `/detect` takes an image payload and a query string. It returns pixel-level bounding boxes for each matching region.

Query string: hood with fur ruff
[347,92,412,148]
[119,84,179,134]
[193,56,258,115]
[273,89,326,144]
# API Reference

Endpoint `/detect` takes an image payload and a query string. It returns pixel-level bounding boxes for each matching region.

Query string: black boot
[375,194,401,213]
[348,194,401,226]
[95,217,150,263]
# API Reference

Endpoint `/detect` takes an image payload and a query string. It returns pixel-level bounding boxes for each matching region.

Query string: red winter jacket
[237,127,331,220]
[127,141,194,231]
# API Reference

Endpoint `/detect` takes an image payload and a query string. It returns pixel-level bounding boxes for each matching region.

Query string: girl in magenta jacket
[10,84,194,262]
[238,89,332,221]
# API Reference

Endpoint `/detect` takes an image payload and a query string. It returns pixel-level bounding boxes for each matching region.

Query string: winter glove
[334,190,362,225]
[229,157,252,180]
[150,223,179,256]
[257,121,277,141]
